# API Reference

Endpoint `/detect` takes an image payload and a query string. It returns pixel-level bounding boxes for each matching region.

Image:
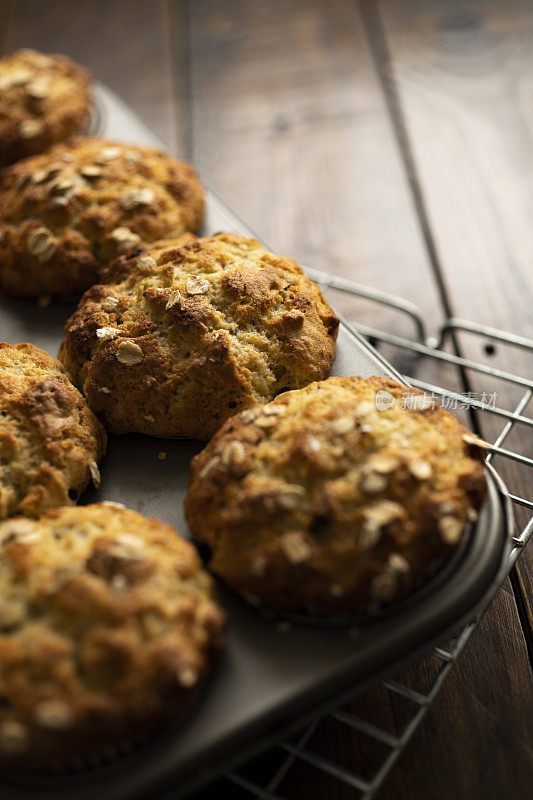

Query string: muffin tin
[0,84,513,800]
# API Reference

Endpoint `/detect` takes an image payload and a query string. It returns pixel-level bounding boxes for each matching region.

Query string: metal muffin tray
[0,85,513,800]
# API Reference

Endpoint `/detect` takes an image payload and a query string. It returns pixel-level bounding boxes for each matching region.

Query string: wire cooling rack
[209,272,533,800]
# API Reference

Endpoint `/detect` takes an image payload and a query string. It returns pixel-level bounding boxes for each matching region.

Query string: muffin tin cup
[0,683,207,781]
[0,85,514,800]
[280,521,476,628]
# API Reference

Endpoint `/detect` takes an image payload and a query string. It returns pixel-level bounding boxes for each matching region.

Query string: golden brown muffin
[0,342,106,519]
[185,376,487,616]
[59,233,339,439]
[0,504,226,769]
[0,49,90,166]
[0,136,205,297]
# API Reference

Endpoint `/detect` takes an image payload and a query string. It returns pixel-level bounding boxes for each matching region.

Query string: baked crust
[185,376,488,615]
[0,136,205,297]
[59,233,339,439]
[0,49,90,166]
[0,342,106,519]
[0,504,226,768]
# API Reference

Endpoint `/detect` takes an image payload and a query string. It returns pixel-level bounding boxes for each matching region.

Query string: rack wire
[213,273,533,800]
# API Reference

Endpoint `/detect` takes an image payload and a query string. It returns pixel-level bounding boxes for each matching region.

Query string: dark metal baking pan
[0,84,513,799]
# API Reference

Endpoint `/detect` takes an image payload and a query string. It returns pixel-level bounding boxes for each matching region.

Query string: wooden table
[2,1,532,798]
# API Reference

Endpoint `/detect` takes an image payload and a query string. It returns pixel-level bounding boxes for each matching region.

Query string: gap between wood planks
[358,0,533,666]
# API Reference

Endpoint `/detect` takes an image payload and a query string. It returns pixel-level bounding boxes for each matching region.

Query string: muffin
[0,504,226,768]
[0,342,106,519]
[0,136,205,297]
[185,376,487,616]
[0,48,90,166]
[59,233,339,439]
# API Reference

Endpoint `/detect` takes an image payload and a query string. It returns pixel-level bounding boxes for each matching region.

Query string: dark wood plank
[186,0,442,320]
[356,1,533,798]
[377,0,533,636]
[377,0,533,341]
[166,0,193,161]
[185,0,462,398]
[0,2,13,51]
[2,0,183,153]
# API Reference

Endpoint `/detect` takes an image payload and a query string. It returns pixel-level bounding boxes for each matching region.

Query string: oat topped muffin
[0,136,205,297]
[59,232,339,439]
[0,504,226,768]
[0,342,106,520]
[185,376,487,616]
[0,48,90,166]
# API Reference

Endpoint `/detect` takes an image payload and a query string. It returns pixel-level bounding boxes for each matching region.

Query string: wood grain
[186,0,442,318]
[377,0,533,646]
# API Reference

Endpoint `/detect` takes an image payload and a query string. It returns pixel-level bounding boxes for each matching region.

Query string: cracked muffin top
[0,136,204,297]
[59,232,339,439]
[0,503,226,768]
[0,48,90,167]
[185,376,487,616]
[0,342,106,520]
